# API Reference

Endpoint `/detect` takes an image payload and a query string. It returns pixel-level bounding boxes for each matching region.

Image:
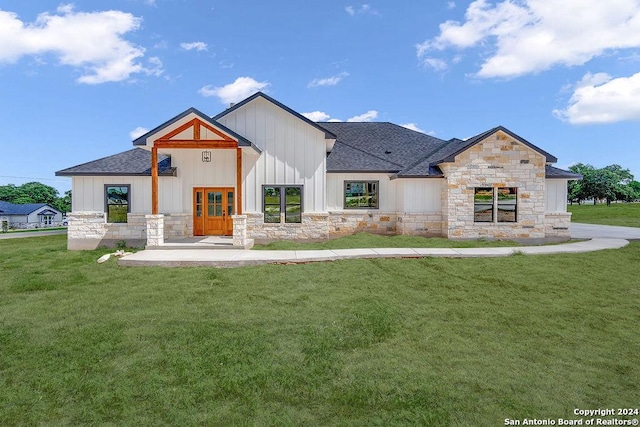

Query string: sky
[1,0,640,196]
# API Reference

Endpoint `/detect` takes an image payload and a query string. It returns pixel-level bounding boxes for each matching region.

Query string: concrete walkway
[118,238,629,268]
[0,229,67,239]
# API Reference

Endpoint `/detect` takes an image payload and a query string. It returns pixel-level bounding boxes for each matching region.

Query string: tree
[53,190,72,214]
[567,163,636,205]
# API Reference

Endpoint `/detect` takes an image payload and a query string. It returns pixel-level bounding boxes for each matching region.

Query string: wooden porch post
[151,146,158,215]
[236,147,242,215]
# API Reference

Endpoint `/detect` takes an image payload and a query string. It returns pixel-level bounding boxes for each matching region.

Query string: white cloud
[347,110,378,122]
[129,126,149,139]
[198,77,269,104]
[345,4,379,16]
[302,111,332,122]
[180,41,207,51]
[447,2,456,10]
[553,72,640,124]
[400,123,425,133]
[422,58,448,71]
[307,72,349,88]
[417,0,640,78]
[0,5,157,84]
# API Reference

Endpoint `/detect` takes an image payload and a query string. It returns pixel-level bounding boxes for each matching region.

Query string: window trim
[104,184,131,223]
[343,180,379,210]
[262,185,303,224]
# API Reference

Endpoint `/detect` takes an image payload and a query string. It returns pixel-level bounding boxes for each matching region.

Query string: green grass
[568,203,640,227]
[1,235,639,425]
[254,232,521,250]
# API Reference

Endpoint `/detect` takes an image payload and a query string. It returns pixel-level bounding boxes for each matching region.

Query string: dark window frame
[474,187,518,223]
[262,185,303,224]
[344,180,379,209]
[105,184,131,223]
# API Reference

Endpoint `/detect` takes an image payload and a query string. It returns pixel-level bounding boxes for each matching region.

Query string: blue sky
[1,0,639,195]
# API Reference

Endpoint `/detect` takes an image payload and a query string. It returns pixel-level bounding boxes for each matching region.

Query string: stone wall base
[545,212,572,239]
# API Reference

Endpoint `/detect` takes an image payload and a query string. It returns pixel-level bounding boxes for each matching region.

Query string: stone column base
[146,214,165,247]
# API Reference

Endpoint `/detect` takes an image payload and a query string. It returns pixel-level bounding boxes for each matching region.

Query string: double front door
[193,187,234,236]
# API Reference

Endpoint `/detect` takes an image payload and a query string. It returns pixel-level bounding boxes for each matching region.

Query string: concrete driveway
[570,222,640,240]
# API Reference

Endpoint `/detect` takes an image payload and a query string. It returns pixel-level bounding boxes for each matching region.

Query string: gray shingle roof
[322,122,447,173]
[545,165,582,179]
[56,148,175,176]
[0,201,53,215]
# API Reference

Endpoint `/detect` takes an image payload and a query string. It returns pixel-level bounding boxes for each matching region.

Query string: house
[56,92,581,250]
[0,201,64,229]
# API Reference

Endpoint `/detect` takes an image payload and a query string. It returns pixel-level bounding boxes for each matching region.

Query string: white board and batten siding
[327,174,444,213]
[545,179,569,213]
[72,176,182,214]
[327,173,398,211]
[396,179,443,213]
[216,96,328,213]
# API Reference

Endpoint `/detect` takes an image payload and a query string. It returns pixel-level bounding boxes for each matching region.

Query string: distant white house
[56,92,581,250]
[0,201,64,229]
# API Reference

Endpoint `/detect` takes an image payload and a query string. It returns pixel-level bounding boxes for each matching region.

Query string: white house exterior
[56,92,580,250]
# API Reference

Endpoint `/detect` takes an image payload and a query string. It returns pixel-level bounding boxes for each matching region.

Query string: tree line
[568,164,640,205]
[0,182,71,213]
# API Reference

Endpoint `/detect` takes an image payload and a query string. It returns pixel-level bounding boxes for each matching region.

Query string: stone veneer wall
[396,213,443,236]
[544,212,572,238]
[328,211,398,237]
[243,211,444,242]
[245,212,330,241]
[439,133,547,240]
[163,213,191,239]
[67,212,145,249]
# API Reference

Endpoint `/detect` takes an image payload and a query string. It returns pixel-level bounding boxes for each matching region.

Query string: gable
[214,92,336,141]
[437,126,557,164]
[132,107,260,152]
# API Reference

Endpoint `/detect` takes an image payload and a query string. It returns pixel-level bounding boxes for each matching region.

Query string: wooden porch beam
[151,146,158,215]
[154,140,237,149]
[236,148,243,215]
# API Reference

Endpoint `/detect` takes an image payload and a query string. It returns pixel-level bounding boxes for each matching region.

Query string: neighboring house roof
[132,107,261,153]
[213,92,337,140]
[56,148,176,177]
[322,122,446,173]
[0,201,59,215]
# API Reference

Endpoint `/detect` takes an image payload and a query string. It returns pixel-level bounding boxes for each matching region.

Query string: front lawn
[568,203,640,227]
[1,235,638,425]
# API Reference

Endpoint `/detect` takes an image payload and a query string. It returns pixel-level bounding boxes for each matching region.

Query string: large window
[474,187,517,223]
[105,185,130,223]
[263,185,302,223]
[344,181,378,209]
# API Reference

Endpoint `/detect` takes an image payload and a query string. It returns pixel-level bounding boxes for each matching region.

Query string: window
[105,185,130,223]
[41,215,53,225]
[497,187,517,222]
[263,185,302,223]
[474,187,517,223]
[474,188,494,222]
[344,181,378,209]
